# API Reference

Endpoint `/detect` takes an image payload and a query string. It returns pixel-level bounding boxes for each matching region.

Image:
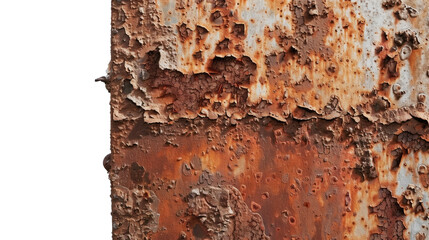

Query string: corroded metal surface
[105,0,429,239]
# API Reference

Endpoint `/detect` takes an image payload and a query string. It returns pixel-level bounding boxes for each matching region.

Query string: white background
[0,1,112,239]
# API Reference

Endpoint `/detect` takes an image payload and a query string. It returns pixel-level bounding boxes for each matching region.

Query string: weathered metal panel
[105,0,429,239]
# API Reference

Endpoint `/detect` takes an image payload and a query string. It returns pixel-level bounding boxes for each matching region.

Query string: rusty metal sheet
[104,0,429,239]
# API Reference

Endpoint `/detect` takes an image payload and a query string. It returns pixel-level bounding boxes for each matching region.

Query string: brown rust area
[288,0,333,64]
[108,112,429,239]
[186,185,269,239]
[111,116,357,239]
[126,50,256,120]
[272,0,334,65]
[369,188,405,240]
[111,181,160,239]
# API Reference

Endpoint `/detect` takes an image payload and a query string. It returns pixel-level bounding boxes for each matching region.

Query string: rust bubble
[251,201,262,212]
[261,192,270,200]
[288,216,296,225]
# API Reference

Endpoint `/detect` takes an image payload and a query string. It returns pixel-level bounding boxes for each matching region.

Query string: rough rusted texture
[186,184,268,239]
[105,0,429,239]
[369,188,405,240]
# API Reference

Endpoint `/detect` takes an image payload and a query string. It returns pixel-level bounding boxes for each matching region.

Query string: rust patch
[273,0,333,64]
[126,50,256,120]
[382,0,402,9]
[186,185,269,239]
[369,188,405,240]
[111,182,160,239]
